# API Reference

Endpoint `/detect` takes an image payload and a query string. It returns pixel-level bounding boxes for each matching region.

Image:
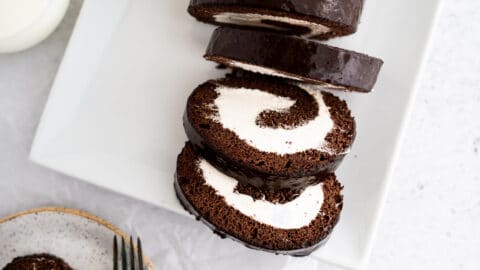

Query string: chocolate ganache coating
[205,27,384,93]
[188,0,365,39]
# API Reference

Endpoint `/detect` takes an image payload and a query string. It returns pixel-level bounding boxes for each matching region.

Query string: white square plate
[31,0,442,269]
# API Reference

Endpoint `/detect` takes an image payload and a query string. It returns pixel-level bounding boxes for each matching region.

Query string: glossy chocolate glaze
[183,111,345,194]
[189,0,364,39]
[205,27,384,92]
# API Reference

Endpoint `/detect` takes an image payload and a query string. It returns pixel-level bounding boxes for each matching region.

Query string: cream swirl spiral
[212,85,334,155]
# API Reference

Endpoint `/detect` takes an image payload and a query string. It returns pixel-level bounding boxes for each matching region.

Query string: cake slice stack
[174,0,383,256]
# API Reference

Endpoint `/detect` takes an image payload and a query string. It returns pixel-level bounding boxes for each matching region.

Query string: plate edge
[356,1,445,269]
[0,207,155,270]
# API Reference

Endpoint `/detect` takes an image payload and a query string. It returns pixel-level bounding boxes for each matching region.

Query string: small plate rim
[0,207,155,270]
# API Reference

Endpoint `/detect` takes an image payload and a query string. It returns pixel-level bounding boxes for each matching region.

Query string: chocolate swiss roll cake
[188,0,364,39]
[2,254,72,270]
[205,27,384,93]
[184,77,355,196]
[175,142,343,256]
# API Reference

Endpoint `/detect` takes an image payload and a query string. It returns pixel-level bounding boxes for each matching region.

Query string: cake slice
[185,77,355,197]
[175,142,343,256]
[2,254,72,270]
[188,0,364,40]
[205,27,384,93]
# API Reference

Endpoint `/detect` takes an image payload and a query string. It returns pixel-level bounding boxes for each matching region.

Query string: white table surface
[0,0,479,269]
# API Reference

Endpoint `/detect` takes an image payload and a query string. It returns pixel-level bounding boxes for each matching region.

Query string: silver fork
[113,235,145,270]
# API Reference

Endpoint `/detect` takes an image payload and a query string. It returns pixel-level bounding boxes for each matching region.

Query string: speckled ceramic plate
[0,207,154,270]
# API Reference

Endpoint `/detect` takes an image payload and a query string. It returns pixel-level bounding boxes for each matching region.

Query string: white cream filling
[297,82,348,91]
[226,61,349,92]
[199,158,324,229]
[212,86,334,155]
[214,12,331,38]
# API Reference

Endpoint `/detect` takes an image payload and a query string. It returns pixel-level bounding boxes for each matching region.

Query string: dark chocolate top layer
[175,142,343,254]
[188,0,364,39]
[185,77,355,192]
[205,27,384,92]
[2,254,73,270]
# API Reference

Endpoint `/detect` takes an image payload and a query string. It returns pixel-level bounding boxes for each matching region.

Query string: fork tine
[137,237,144,270]
[113,236,119,270]
[130,236,136,270]
[121,237,128,270]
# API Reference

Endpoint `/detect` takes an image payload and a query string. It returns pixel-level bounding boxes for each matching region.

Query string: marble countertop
[0,0,479,269]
